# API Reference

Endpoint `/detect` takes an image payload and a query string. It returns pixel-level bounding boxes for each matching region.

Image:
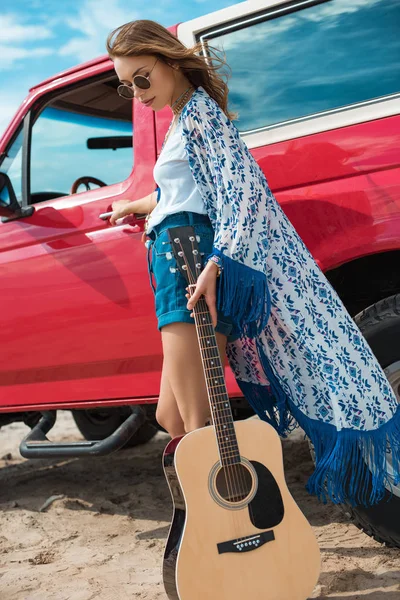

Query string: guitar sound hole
[215,464,253,504]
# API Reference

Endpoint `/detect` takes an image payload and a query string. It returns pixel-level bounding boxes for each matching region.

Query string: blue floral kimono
[172,85,400,507]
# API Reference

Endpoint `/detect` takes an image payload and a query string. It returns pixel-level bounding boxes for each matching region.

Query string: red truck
[1,0,399,545]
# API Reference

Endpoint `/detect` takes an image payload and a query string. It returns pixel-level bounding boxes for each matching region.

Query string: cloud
[303,0,382,22]
[0,45,53,71]
[0,14,53,71]
[59,0,140,62]
[0,13,53,43]
[217,0,383,51]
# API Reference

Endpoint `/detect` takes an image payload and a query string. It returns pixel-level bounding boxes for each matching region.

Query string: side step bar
[19,405,146,458]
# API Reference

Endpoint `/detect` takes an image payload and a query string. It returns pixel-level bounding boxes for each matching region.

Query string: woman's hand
[109,199,134,226]
[185,261,219,328]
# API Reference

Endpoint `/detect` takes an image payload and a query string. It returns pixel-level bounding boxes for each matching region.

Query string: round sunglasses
[117,57,158,100]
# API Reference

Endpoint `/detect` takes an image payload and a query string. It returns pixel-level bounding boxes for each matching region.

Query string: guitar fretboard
[166,226,242,467]
[194,298,240,467]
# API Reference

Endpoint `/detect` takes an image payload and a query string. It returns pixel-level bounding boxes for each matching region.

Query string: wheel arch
[325,249,400,316]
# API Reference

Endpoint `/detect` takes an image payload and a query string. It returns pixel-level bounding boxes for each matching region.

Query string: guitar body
[163,418,320,600]
[163,226,320,599]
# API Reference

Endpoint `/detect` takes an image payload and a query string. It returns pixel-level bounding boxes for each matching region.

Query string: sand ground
[0,411,399,599]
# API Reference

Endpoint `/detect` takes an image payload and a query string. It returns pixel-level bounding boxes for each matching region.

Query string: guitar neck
[193,297,241,467]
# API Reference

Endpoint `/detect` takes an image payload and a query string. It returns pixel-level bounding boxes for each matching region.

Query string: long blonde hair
[106,19,238,121]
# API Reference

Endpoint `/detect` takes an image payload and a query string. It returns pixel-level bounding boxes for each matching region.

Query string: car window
[205,0,400,132]
[0,128,23,203]
[30,77,133,202]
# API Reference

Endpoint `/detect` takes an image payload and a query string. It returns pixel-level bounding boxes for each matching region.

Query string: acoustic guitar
[162,225,320,600]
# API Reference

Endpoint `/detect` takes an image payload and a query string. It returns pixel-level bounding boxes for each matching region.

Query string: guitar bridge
[217,530,275,554]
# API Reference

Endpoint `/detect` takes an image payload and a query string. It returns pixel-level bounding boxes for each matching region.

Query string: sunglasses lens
[117,85,134,99]
[133,75,150,90]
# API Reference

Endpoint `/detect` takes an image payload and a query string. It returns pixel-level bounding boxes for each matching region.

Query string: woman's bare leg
[161,322,228,433]
[155,362,186,439]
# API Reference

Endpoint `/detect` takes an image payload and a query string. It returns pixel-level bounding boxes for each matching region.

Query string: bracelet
[144,213,151,234]
[207,255,222,277]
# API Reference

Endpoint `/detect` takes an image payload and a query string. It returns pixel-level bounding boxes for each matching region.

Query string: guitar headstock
[167,226,202,285]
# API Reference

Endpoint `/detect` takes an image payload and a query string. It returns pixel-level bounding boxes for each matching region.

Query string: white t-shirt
[146,118,207,234]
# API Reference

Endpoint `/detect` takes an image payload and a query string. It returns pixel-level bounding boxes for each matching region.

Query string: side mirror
[0,173,34,222]
[0,172,19,214]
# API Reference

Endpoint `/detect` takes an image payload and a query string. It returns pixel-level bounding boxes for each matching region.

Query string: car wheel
[309,294,400,547]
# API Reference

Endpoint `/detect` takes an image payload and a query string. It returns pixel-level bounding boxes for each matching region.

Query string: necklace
[161,85,195,154]
[171,85,195,114]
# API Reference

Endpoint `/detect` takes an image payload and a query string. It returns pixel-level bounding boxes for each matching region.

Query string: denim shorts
[145,211,241,342]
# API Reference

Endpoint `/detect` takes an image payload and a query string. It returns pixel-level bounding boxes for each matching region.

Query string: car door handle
[99,211,114,220]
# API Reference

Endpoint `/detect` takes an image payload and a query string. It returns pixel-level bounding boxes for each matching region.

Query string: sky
[0,0,236,137]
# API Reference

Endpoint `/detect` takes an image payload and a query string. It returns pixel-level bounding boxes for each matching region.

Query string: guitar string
[188,239,250,502]
[178,241,238,496]
[188,254,256,542]
[194,298,252,505]
[190,299,258,541]
[192,299,258,546]
[195,297,254,500]
[178,234,254,540]
[184,255,244,542]
[187,237,257,532]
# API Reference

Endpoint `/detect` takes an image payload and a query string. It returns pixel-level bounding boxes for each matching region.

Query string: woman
[107,20,241,440]
[106,20,400,508]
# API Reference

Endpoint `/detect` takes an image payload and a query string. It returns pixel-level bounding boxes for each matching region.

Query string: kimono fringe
[207,247,272,338]
[236,340,400,508]
[235,379,296,438]
[292,401,400,508]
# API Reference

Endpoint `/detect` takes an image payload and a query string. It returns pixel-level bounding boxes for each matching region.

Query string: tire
[308,294,400,547]
[72,406,158,448]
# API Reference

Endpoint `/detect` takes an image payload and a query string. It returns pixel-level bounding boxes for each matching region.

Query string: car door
[0,64,163,410]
